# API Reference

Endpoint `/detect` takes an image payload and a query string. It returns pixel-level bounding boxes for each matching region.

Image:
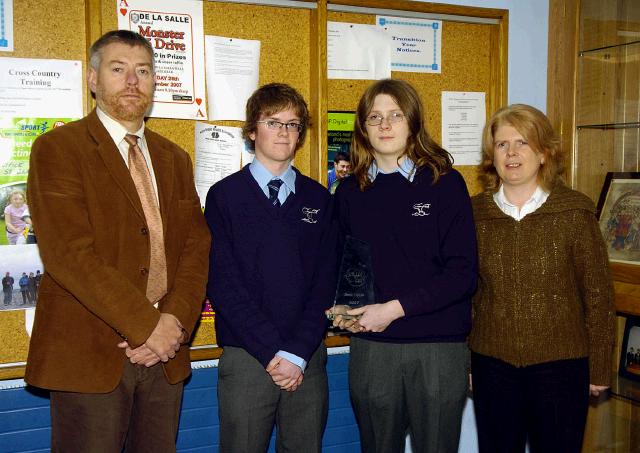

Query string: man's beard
[99,87,152,122]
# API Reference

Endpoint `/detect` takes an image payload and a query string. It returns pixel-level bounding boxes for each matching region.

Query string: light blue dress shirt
[248,157,307,371]
[367,156,417,182]
[249,158,296,205]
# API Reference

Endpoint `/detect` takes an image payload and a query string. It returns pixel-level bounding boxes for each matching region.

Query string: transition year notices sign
[118,0,207,120]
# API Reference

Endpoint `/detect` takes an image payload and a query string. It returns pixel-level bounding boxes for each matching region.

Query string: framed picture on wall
[619,315,640,382]
[596,172,640,265]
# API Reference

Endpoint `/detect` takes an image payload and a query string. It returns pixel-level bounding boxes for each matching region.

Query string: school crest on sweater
[301,207,320,223]
[412,202,431,216]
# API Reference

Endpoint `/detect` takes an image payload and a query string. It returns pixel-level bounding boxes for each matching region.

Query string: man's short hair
[243,83,310,151]
[89,30,154,71]
[333,151,350,164]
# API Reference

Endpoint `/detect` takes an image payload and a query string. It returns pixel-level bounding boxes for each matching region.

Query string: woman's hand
[346,299,405,333]
[589,384,609,397]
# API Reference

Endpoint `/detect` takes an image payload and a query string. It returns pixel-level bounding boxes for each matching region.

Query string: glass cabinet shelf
[573,127,640,202]
[577,122,640,130]
[575,39,640,130]
[580,39,640,56]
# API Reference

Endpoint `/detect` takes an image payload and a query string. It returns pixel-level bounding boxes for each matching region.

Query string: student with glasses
[328,78,477,453]
[205,83,336,452]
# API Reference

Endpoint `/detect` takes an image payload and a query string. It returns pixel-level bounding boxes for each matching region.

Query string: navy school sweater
[205,165,337,367]
[334,167,477,343]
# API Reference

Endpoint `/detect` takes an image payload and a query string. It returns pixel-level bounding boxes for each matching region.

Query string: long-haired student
[328,79,477,453]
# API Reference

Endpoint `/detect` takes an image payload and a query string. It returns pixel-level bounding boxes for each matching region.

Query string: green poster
[327,111,355,165]
[0,118,74,184]
[0,117,76,246]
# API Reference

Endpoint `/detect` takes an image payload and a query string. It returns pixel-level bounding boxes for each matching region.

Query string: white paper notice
[194,123,243,207]
[118,0,207,120]
[205,36,260,121]
[441,92,486,165]
[0,57,82,118]
[377,16,442,74]
[24,307,35,337]
[0,0,14,52]
[327,22,391,80]
[241,147,254,167]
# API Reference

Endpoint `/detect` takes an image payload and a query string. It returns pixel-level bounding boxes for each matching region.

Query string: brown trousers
[50,360,184,453]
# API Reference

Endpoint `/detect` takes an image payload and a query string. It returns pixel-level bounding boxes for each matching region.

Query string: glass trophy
[327,236,375,321]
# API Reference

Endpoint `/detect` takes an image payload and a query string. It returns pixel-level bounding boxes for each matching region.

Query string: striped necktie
[268,178,284,207]
[124,134,167,304]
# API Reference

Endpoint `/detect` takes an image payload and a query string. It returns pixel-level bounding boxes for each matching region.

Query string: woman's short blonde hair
[480,104,564,191]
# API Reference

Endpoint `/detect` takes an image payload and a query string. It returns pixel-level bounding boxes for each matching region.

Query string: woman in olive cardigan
[470,104,615,453]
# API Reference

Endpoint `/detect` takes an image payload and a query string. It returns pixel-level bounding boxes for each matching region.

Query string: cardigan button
[140,267,148,276]
[140,227,148,235]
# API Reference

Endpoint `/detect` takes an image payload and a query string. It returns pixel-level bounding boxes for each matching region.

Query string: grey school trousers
[218,345,328,453]
[349,337,469,453]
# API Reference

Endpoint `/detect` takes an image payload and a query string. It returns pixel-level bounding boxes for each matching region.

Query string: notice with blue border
[0,0,13,52]
[377,16,441,74]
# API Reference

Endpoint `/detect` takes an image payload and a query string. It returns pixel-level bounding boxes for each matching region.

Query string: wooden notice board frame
[0,0,507,379]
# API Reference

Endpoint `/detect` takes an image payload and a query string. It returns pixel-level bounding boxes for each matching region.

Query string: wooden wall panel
[546,0,579,185]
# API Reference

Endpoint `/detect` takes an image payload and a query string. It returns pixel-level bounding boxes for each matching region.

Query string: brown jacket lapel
[86,110,146,220]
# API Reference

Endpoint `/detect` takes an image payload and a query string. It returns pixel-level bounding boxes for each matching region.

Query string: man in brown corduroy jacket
[25,30,210,452]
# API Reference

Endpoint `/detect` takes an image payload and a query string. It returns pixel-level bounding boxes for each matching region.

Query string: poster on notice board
[0,57,83,314]
[117,0,208,120]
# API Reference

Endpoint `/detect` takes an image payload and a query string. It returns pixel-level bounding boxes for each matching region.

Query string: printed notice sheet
[194,123,243,208]
[377,16,442,73]
[0,0,13,52]
[441,91,485,165]
[241,147,254,167]
[327,22,390,80]
[0,58,82,118]
[205,36,260,121]
[118,0,207,120]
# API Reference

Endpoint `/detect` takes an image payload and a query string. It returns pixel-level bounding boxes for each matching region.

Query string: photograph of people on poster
[0,245,42,311]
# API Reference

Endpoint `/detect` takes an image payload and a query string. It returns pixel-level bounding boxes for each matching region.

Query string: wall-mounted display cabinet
[548,1,640,451]
[550,1,640,307]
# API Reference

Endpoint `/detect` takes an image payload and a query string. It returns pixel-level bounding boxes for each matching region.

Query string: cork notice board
[0,0,507,378]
